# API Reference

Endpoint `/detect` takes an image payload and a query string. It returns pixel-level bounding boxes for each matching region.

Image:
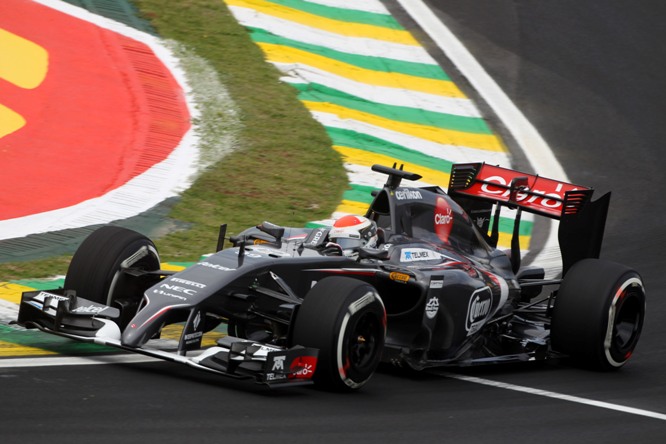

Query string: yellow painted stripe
[497,232,531,250]
[333,145,451,186]
[258,42,464,98]
[0,28,48,89]
[310,102,505,152]
[335,199,371,215]
[0,341,57,357]
[226,0,419,45]
[160,262,187,272]
[0,282,32,305]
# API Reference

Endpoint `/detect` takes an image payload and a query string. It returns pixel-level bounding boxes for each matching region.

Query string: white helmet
[329,215,378,255]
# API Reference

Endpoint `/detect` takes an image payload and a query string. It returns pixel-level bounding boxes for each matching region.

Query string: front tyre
[64,226,161,327]
[292,276,386,391]
[551,258,645,370]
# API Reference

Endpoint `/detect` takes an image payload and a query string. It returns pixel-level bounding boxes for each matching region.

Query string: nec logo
[0,28,48,139]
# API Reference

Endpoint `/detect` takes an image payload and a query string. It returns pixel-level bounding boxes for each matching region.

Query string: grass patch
[0,0,347,280]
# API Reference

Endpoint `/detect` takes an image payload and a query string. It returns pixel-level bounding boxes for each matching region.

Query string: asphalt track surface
[2,2,666,443]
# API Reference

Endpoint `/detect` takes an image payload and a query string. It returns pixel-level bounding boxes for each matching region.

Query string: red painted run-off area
[0,0,190,220]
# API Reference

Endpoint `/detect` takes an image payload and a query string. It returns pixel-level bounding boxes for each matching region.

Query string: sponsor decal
[193,311,201,330]
[309,229,324,246]
[429,279,444,289]
[348,291,376,315]
[461,164,589,218]
[272,355,286,372]
[395,189,423,200]
[289,356,317,380]
[434,196,454,243]
[183,331,203,341]
[152,289,187,301]
[199,261,235,271]
[265,372,287,381]
[245,246,291,257]
[474,216,488,229]
[160,284,196,296]
[425,296,439,319]
[35,291,68,302]
[72,305,108,315]
[401,248,444,263]
[465,287,493,335]
[170,278,206,289]
[389,272,410,284]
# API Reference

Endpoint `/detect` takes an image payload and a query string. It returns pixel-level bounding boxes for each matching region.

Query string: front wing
[16,289,318,388]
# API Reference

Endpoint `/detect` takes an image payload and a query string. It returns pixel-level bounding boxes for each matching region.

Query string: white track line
[0,354,159,368]
[441,372,666,421]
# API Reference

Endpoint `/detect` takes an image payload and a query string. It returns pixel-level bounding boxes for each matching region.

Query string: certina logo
[425,296,439,319]
[465,287,493,335]
[395,189,423,200]
[171,278,206,289]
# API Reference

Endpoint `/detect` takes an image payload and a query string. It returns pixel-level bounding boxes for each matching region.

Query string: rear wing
[448,163,610,275]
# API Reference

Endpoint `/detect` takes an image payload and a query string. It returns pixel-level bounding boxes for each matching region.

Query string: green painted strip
[344,183,378,204]
[493,216,534,236]
[293,82,491,134]
[12,279,64,290]
[326,126,454,173]
[262,0,402,29]
[249,27,447,80]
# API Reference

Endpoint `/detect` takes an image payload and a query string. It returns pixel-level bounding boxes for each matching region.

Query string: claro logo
[0,28,48,139]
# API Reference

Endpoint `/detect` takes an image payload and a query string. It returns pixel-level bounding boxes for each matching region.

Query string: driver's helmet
[329,215,378,255]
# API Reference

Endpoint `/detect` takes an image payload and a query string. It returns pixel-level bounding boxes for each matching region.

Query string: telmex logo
[0,28,48,139]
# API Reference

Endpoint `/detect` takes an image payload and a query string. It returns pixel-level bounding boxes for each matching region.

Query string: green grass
[0,0,348,280]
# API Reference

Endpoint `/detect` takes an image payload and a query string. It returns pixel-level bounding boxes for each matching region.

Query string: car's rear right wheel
[551,258,645,370]
[292,276,386,391]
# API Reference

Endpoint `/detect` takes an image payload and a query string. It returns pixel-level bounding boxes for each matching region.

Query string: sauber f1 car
[16,163,646,391]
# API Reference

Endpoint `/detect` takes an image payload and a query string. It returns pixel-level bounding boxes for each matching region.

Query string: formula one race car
[16,163,646,391]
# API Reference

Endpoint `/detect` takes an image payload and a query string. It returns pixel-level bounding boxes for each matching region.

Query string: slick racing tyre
[64,226,161,327]
[551,258,645,370]
[292,276,386,391]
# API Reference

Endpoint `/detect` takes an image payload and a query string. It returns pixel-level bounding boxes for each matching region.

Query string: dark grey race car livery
[16,163,646,391]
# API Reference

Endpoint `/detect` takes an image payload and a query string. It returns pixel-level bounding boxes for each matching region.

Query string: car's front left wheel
[291,276,386,391]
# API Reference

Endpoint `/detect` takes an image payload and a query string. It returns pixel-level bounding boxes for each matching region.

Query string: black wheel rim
[345,312,382,373]
[610,289,643,361]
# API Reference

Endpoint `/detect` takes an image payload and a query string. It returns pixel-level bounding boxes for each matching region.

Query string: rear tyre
[292,276,386,391]
[64,226,161,326]
[551,258,645,370]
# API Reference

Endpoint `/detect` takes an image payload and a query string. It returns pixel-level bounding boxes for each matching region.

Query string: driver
[327,215,379,257]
